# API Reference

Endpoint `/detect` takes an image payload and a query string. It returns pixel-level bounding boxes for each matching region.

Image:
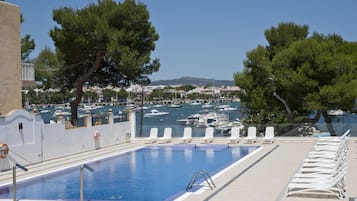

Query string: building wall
[22,63,35,81]
[0,2,22,116]
[22,63,36,87]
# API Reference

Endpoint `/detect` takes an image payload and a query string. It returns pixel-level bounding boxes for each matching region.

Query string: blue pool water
[0,144,259,201]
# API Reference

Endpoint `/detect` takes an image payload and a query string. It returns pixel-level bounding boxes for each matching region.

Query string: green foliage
[234,22,357,135]
[22,88,74,105]
[117,88,129,101]
[50,0,159,89]
[83,91,99,103]
[265,22,309,59]
[33,46,62,89]
[19,10,36,62]
[177,85,196,92]
[102,88,116,102]
[21,34,35,61]
[49,0,159,123]
[149,88,174,100]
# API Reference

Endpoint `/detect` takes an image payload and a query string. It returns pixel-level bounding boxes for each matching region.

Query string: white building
[22,62,36,87]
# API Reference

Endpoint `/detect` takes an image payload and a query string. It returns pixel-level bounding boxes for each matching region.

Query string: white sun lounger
[307,146,347,158]
[299,162,347,175]
[158,127,172,144]
[287,128,349,200]
[316,135,348,146]
[180,127,192,143]
[301,158,345,169]
[287,169,346,199]
[201,127,214,143]
[244,126,256,144]
[145,127,158,143]
[262,126,274,143]
[317,129,350,143]
[227,126,241,143]
[303,154,346,164]
[292,165,347,180]
[314,142,346,151]
[290,169,346,185]
[314,143,347,153]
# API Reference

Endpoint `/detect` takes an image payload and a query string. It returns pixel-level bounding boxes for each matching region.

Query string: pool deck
[0,137,356,201]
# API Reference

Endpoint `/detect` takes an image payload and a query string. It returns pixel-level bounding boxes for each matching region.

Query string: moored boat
[144,109,169,117]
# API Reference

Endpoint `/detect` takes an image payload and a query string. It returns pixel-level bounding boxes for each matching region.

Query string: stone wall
[0,2,22,116]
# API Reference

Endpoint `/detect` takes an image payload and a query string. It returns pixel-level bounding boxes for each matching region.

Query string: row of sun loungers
[144,126,275,144]
[286,129,350,199]
[228,126,275,144]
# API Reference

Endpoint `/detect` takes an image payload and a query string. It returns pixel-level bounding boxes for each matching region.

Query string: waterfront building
[0,1,21,116]
[22,63,36,87]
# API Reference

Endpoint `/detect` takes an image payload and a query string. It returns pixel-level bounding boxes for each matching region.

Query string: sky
[5,0,357,81]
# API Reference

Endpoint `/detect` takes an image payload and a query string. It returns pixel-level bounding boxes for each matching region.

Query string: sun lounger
[307,145,347,157]
[158,127,172,143]
[312,145,347,156]
[303,154,346,164]
[292,165,347,180]
[306,146,347,160]
[316,129,350,143]
[180,127,192,143]
[262,126,274,143]
[201,127,214,143]
[318,136,348,144]
[145,127,158,143]
[290,169,346,185]
[299,162,347,175]
[227,126,240,143]
[287,169,346,199]
[315,141,347,149]
[244,126,256,144]
[287,129,349,200]
[301,159,345,169]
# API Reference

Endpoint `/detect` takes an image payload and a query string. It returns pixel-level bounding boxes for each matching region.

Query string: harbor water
[34,102,357,137]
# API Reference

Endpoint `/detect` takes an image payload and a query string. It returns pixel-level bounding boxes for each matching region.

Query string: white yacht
[202,103,214,109]
[327,109,345,116]
[167,103,182,108]
[196,112,229,128]
[144,109,169,117]
[52,110,71,117]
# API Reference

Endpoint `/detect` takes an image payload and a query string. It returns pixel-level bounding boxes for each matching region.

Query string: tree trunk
[322,110,336,136]
[69,50,103,126]
[70,84,83,126]
[273,91,292,116]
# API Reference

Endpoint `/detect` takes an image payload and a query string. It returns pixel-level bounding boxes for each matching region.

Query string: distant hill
[150,77,235,86]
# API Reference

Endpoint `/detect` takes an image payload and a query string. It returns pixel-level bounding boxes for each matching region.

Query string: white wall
[0,109,132,171]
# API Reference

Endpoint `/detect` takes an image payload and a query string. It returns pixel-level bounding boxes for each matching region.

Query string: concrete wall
[0,2,22,116]
[0,109,133,171]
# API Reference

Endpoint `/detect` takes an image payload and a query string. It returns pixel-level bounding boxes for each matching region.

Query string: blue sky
[6,0,357,81]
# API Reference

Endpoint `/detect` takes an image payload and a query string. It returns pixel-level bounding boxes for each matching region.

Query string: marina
[30,101,357,138]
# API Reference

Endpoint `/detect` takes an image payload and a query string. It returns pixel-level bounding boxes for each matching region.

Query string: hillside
[150,77,235,86]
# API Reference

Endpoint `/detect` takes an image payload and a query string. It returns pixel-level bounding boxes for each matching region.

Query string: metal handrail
[80,164,94,201]
[12,163,28,201]
[186,170,216,191]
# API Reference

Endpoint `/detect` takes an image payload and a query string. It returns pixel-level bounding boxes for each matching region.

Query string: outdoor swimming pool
[0,144,260,201]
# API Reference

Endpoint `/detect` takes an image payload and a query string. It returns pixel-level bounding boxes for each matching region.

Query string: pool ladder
[186,170,216,191]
